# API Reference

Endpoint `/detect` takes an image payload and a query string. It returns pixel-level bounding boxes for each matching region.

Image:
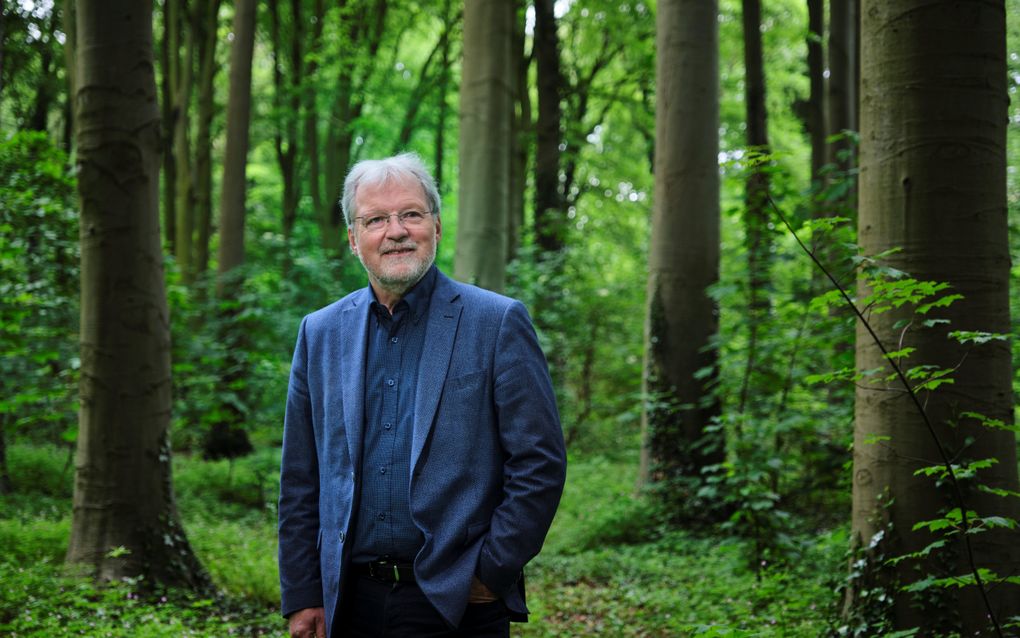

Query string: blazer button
[339,531,346,543]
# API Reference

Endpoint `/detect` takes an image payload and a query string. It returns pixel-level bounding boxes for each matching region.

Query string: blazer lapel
[411,275,462,474]
[340,290,371,475]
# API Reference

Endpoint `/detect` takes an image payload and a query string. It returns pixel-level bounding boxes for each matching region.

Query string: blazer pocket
[445,370,486,393]
[464,520,491,547]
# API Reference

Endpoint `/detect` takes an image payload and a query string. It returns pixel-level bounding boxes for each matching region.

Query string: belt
[353,559,416,583]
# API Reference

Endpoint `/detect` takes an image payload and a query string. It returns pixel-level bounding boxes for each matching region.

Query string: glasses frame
[354,210,434,233]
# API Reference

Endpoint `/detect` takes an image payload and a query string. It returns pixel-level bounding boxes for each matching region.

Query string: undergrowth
[0,444,842,636]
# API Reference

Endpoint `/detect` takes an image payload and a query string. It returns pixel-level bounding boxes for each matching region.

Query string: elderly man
[278,153,567,638]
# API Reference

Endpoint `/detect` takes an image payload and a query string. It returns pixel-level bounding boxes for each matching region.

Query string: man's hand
[289,607,326,638]
[468,576,499,603]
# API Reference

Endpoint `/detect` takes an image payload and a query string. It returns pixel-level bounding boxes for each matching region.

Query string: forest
[2,0,1020,636]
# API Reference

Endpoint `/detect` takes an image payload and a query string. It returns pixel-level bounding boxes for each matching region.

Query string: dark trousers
[335,574,510,638]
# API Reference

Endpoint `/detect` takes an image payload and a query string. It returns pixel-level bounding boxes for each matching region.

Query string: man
[278,152,567,638]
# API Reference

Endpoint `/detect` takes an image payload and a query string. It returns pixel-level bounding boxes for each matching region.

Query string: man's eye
[401,211,426,222]
[364,216,387,228]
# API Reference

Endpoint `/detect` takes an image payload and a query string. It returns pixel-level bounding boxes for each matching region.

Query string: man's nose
[383,215,410,238]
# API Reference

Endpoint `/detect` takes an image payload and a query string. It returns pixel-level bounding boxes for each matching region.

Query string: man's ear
[347,227,358,255]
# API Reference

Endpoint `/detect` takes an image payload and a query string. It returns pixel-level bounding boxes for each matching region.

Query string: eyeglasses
[354,210,433,233]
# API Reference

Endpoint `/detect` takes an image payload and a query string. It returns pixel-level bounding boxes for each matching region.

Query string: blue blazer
[278,270,567,632]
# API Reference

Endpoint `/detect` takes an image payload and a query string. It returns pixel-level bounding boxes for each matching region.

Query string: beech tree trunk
[533,0,563,254]
[173,7,195,283]
[193,0,222,279]
[851,1,1019,632]
[736,0,773,418]
[67,0,208,589]
[455,0,513,292]
[206,0,257,460]
[318,0,387,257]
[826,0,856,188]
[217,0,256,292]
[639,0,723,512]
[806,0,824,187]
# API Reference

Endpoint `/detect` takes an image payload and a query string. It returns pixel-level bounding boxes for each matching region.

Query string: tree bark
[533,0,563,254]
[160,0,177,254]
[736,0,772,418]
[454,0,513,292]
[173,0,195,284]
[67,0,208,589]
[62,0,76,151]
[826,0,856,184]
[206,0,257,460]
[270,0,301,265]
[217,0,256,292]
[193,0,222,279]
[507,0,527,261]
[433,0,453,194]
[851,1,1019,632]
[639,0,723,510]
[806,0,824,188]
[319,0,387,258]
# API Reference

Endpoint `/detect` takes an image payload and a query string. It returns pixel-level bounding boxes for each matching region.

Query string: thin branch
[767,193,1004,638]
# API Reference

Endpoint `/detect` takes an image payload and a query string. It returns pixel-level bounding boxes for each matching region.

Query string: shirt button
[383,422,392,430]
[391,336,399,344]
[386,379,395,387]
[378,513,386,521]
[380,467,387,474]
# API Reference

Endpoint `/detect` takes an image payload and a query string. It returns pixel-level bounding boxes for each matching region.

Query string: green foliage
[0,444,286,637]
[0,132,79,448]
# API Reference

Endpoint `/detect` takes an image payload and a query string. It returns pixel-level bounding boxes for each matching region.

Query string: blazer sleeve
[278,317,325,616]
[475,300,567,596]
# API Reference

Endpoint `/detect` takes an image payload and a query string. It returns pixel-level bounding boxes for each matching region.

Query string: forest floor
[0,444,843,637]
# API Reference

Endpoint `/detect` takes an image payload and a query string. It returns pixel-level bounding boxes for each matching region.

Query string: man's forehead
[357,175,427,209]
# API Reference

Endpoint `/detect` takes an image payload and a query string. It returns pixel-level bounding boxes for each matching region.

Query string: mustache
[380,240,418,254]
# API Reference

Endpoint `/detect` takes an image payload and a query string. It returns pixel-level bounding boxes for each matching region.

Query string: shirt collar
[369,264,438,324]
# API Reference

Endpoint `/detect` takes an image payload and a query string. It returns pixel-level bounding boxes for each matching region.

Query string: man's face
[347,175,441,300]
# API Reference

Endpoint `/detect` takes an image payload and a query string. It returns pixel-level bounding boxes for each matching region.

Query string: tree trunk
[173,6,195,284]
[319,0,387,258]
[736,0,772,418]
[217,0,256,291]
[507,0,528,261]
[193,0,222,279]
[639,0,723,511]
[806,0,824,188]
[533,0,563,254]
[270,0,301,265]
[0,414,12,494]
[454,0,513,292]
[62,0,76,151]
[826,0,856,185]
[851,1,1019,632]
[67,0,208,589]
[207,0,257,460]
[0,1,7,107]
[302,0,325,218]
[160,0,177,254]
[433,0,453,194]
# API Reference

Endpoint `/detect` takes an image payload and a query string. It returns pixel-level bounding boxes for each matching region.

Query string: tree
[736,0,774,417]
[805,0,824,187]
[66,0,208,588]
[454,0,514,292]
[534,0,564,254]
[317,0,388,257]
[206,0,257,460]
[639,0,724,515]
[826,0,856,189]
[850,1,1020,632]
